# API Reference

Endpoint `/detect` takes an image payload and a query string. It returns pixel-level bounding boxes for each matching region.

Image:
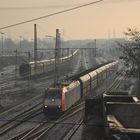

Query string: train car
[43,81,81,114]
[104,63,111,77]
[79,74,91,97]
[19,59,53,77]
[19,50,78,78]
[88,71,97,89]
[63,81,81,111]
[108,61,118,75]
[42,60,119,114]
[95,67,104,85]
[101,66,108,80]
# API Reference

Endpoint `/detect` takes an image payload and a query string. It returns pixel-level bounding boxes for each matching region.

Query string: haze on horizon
[0,0,140,40]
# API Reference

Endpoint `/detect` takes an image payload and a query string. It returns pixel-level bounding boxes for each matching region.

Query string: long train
[19,50,78,77]
[42,60,119,114]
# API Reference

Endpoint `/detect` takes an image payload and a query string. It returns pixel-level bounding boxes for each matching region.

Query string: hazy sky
[0,0,140,40]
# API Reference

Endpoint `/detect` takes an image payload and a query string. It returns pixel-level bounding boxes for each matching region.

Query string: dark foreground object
[83,92,140,140]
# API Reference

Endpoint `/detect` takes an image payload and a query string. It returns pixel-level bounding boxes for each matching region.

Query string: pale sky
[0,0,140,40]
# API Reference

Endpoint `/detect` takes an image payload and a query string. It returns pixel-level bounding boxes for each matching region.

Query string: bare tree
[118,28,140,79]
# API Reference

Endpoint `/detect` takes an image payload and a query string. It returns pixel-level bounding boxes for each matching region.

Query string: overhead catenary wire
[0,0,103,30]
[0,0,140,10]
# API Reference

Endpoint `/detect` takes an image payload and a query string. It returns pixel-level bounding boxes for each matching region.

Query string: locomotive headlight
[45,105,47,108]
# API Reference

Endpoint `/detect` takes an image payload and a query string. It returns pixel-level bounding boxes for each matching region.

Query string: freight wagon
[42,60,118,114]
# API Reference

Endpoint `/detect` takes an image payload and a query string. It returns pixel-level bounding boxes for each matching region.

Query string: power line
[0,0,140,10]
[0,0,103,30]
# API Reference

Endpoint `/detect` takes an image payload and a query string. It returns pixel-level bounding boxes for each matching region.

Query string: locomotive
[42,60,118,114]
[19,49,78,78]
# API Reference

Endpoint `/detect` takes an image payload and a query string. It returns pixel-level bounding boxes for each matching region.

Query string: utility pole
[61,39,63,57]
[95,39,96,57]
[80,48,83,70]
[28,51,31,89]
[0,32,4,56]
[71,50,73,58]
[67,48,69,58]
[34,24,37,71]
[54,29,61,86]
[19,36,22,51]
[15,49,18,86]
[1,36,3,55]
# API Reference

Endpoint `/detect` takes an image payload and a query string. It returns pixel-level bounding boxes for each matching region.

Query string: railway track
[63,120,83,140]
[105,73,126,93]
[0,50,92,139]
[0,71,123,140]
[0,58,118,140]
[58,74,126,140]
[47,73,126,140]
[92,71,126,98]
[0,94,42,123]
[0,50,80,96]
[11,73,124,140]
[0,77,120,140]
[0,104,42,136]
[0,89,85,139]
[6,102,85,140]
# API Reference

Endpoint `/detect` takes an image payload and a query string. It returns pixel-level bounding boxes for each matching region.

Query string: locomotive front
[43,88,62,114]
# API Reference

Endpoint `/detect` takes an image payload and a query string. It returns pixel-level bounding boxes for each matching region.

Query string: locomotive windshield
[44,90,61,106]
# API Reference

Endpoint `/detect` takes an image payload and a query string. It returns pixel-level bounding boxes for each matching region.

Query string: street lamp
[0,32,4,55]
